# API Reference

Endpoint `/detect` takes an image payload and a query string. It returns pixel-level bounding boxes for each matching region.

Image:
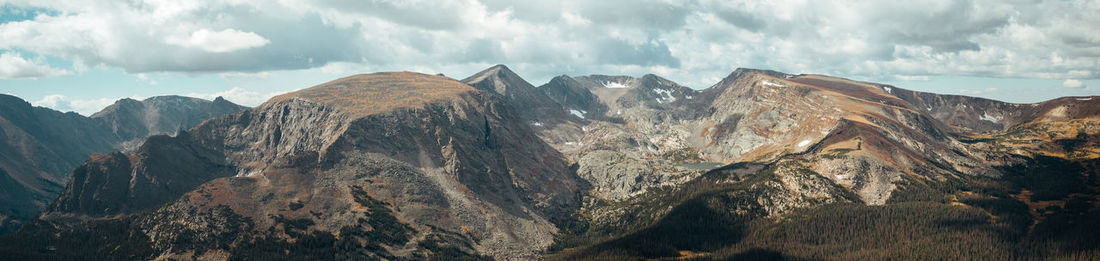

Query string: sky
[0,0,1098,115]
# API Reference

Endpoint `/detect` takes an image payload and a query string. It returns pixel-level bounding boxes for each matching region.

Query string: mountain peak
[461,64,522,86]
[732,67,792,78]
[266,72,476,118]
[462,64,567,121]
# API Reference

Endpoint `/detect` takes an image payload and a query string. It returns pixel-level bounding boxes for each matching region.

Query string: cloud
[0,52,70,79]
[0,0,1097,85]
[1064,79,1086,89]
[32,94,125,115]
[0,2,364,73]
[185,87,283,107]
[165,28,270,53]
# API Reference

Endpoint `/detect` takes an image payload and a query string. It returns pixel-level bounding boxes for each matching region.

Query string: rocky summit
[1,67,1098,260]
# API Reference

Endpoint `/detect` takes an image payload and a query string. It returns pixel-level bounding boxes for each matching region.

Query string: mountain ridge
[2,66,1098,260]
[0,94,246,234]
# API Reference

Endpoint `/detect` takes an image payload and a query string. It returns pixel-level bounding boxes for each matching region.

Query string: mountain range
[0,95,246,234]
[0,65,1097,260]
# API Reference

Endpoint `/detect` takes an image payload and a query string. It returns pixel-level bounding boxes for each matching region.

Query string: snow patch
[530,122,543,126]
[882,86,892,94]
[761,80,784,88]
[979,113,1002,123]
[797,139,811,147]
[653,88,677,103]
[1077,97,1093,101]
[570,109,586,118]
[603,81,628,88]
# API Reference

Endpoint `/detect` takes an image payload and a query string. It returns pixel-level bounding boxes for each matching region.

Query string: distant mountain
[43,131,235,219]
[461,64,567,123]
[0,94,245,234]
[92,95,248,150]
[3,66,1098,260]
[0,94,118,233]
[548,68,1100,259]
[539,75,607,120]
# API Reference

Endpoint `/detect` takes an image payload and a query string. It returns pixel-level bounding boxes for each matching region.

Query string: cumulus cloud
[0,0,1097,84]
[0,1,364,73]
[165,28,270,53]
[0,52,69,79]
[185,87,283,107]
[1064,79,1086,89]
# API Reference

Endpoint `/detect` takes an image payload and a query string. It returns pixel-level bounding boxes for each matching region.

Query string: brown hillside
[265,72,477,117]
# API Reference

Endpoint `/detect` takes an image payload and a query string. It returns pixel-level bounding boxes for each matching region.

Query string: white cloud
[32,94,129,115]
[135,73,157,85]
[0,52,70,79]
[185,87,283,107]
[0,0,1097,85]
[1064,79,1086,89]
[165,28,270,53]
[220,71,272,79]
[33,94,70,110]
